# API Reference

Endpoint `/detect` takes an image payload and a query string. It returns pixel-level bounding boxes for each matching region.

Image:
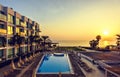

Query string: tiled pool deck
[0,51,85,77]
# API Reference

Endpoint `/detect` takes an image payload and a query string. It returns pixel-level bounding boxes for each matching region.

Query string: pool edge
[36,53,74,75]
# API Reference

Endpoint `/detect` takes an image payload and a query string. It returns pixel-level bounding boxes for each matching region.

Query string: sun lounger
[3,68,21,77]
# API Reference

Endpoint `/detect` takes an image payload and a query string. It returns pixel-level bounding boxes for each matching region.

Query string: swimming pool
[36,53,73,74]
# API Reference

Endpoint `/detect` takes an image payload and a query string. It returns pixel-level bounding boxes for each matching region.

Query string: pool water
[36,54,72,74]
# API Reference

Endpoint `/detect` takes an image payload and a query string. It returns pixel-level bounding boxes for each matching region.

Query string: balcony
[36,29,41,32]
[19,32,25,36]
[0,29,7,34]
[21,22,26,27]
[0,14,7,22]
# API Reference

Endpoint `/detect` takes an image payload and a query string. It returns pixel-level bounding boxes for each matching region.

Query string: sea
[55,40,116,47]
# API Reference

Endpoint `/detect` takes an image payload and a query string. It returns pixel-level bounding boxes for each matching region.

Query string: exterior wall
[0,4,41,62]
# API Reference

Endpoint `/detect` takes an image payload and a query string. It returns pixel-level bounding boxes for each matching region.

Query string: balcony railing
[21,22,26,27]
[0,14,7,22]
[36,29,41,32]
[0,29,7,34]
[20,32,25,36]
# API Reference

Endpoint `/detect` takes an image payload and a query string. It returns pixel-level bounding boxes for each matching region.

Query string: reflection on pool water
[36,53,73,74]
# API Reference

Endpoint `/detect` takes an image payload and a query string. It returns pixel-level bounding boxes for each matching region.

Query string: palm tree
[12,33,25,56]
[47,39,52,47]
[116,34,120,49]
[9,33,25,69]
[96,35,101,41]
[29,34,35,53]
[10,33,21,56]
[34,35,40,52]
[34,35,40,44]
[89,40,98,49]
[35,37,43,51]
[41,36,49,51]
[38,38,43,45]
[46,39,52,51]
[11,33,25,59]
[96,35,101,48]
[89,35,101,49]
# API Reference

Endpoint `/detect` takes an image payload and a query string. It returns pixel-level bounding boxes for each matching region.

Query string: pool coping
[35,55,45,74]
[67,54,74,74]
[35,53,74,74]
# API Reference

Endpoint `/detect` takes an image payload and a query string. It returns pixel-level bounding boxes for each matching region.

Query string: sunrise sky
[0,0,120,46]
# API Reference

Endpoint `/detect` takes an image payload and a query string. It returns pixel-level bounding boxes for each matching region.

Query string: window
[20,47,24,53]
[0,11,5,14]
[20,47,22,52]
[17,48,19,54]
[0,49,3,58]
[30,24,32,29]
[0,39,2,46]
[25,46,28,52]
[0,24,5,29]
[8,38,13,45]
[8,14,13,24]
[23,47,25,53]
[8,26,13,34]
[27,22,29,28]
[16,18,20,25]
[16,27,19,33]
[21,21,26,27]
[8,38,11,45]
[0,11,6,21]
[27,46,29,52]
[25,38,28,44]
[27,23,32,29]
[8,48,14,58]
[20,28,24,32]
[32,46,35,51]
[24,30,26,36]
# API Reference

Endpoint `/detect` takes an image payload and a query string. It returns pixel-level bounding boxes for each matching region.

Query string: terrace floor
[106,66,120,75]
[81,50,120,77]
[81,51,120,61]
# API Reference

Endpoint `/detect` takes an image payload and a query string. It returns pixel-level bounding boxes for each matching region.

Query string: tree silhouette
[34,35,40,44]
[46,39,52,48]
[9,33,25,68]
[29,34,35,53]
[96,35,101,47]
[0,37,6,47]
[41,36,49,51]
[116,34,120,49]
[33,35,42,51]
[89,35,101,49]
[11,33,25,56]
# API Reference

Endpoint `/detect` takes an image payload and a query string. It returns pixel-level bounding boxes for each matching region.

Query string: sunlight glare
[103,30,109,35]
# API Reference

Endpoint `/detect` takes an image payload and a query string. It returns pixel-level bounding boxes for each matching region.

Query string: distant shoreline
[56,40,116,47]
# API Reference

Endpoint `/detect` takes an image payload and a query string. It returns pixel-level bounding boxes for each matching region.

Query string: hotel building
[0,4,41,62]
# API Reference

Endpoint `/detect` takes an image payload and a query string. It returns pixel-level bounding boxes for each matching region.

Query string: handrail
[0,29,7,34]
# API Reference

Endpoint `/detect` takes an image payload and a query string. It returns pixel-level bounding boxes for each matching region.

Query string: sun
[103,30,109,35]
